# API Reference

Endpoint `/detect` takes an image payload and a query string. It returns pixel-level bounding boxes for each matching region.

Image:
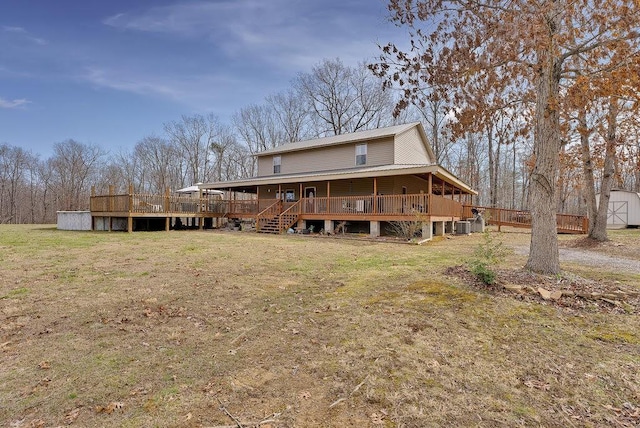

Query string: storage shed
[597,190,640,229]
[57,211,92,230]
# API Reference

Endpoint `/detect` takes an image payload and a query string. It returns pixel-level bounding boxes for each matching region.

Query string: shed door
[608,201,628,226]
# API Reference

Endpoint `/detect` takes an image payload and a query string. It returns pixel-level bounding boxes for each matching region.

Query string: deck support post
[445,221,454,234]
[422,221,433,240]
[324,219,333,234]
[165,217,170,232]
[370,221,380,238]
[434,221,444,236]
[127,216,133,233]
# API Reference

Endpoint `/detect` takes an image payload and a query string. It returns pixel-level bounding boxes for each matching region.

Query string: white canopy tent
[176,184,225,196]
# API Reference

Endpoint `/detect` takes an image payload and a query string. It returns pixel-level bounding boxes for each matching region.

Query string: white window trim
[273,155,281,174]
[355,143,367,166]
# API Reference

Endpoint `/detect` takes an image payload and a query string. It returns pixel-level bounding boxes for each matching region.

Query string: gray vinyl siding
[329,179,376,196]
[394,127,432,164]
[257,177,420,199]
[257,156,276,177]
[256,137,394,177]
[391,175,430,194]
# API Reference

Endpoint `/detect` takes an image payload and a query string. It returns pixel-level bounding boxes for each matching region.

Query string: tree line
[2,54,639,231]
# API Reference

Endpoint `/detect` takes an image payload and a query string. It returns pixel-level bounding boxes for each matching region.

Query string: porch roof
[200,164,478,195]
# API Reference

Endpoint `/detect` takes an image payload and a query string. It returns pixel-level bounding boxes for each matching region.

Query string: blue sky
[0,0,406,157]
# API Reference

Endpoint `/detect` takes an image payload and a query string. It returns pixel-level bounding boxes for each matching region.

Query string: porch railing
[90,193,465,218]
[462,205,588,234]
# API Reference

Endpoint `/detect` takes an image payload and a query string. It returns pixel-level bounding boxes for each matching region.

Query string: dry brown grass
[1,225,639,427]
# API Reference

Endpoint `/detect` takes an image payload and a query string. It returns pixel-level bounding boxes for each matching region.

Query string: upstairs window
[355,143,367,166]
[273,155,281,174]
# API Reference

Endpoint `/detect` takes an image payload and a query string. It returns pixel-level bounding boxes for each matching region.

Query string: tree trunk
[590,97,619,242]
[512,142,517,210]
[526,55,561,274]
[577,108,598,235]
[488,127,497,207]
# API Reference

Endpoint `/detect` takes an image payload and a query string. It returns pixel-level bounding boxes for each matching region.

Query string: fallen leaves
[64,407,81,424]
[523,379,551,391]
[129,386,149,396]
[95,401,124,414]
[298,390,311,400]
[37,361,50,370]
[370,411,386,425]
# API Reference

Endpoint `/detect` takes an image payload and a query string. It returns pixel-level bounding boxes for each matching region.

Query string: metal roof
[256,122,424,156]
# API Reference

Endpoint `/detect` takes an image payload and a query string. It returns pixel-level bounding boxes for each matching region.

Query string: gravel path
[513,245,640,275]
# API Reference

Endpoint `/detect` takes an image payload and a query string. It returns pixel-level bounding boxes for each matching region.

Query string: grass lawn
[1,225,639,427]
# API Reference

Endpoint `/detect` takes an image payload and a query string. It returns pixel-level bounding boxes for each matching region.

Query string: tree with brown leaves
[371,0,640,274]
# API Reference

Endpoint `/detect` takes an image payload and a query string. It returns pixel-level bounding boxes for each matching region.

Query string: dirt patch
[446,265,640,315]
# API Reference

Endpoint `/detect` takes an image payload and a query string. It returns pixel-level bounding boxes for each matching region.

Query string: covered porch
[90,166,476,237]
[200,165,477,237]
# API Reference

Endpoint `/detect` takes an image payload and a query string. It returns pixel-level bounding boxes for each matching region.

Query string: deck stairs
[257,200,300,234]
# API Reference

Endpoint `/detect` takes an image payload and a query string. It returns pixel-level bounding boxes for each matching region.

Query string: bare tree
[0,144,34,223]
[266,89,312,144]
[164,114,218,185]
[295,58,393,136]
[133,136,177,193]
[233,104,284,155]
[49,139,105,211]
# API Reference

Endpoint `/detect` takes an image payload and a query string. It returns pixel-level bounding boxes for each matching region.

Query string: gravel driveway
[513,245,640,275]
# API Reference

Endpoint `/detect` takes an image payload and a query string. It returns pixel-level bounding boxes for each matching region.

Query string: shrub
[468,230,508,285]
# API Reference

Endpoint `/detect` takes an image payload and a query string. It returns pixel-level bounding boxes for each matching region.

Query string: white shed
[597,190,640,229]
[57,211,92,230]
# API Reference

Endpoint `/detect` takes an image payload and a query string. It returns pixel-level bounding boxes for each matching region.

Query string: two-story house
[200,122,477,239]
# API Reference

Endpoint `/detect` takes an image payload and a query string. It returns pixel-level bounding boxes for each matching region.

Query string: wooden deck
[462,206,588,234]
[89,191,587,234]
[90,191,467,232]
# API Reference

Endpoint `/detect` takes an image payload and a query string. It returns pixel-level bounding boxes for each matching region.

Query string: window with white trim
[355,143,367,166]
[273,155,281,174]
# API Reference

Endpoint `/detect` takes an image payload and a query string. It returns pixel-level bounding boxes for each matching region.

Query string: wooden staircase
[256,200,301,234]
[258,216,282,234]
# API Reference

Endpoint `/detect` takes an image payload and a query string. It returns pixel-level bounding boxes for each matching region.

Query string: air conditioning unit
[456,221,471,235]
[467,216,485,233]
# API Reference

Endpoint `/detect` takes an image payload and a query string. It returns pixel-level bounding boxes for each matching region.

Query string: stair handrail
[278,200,301,232]
[256,199,282,232]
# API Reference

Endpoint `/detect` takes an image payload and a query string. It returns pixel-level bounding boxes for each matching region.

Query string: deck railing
[462,205,587,234]
[90,193,465,218]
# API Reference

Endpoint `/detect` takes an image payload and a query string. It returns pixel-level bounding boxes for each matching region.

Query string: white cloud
[0,97,31,109]
[82,66,248,110]
[84,67,183,99]
[102,0,396,71]
[2,25,47,45]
